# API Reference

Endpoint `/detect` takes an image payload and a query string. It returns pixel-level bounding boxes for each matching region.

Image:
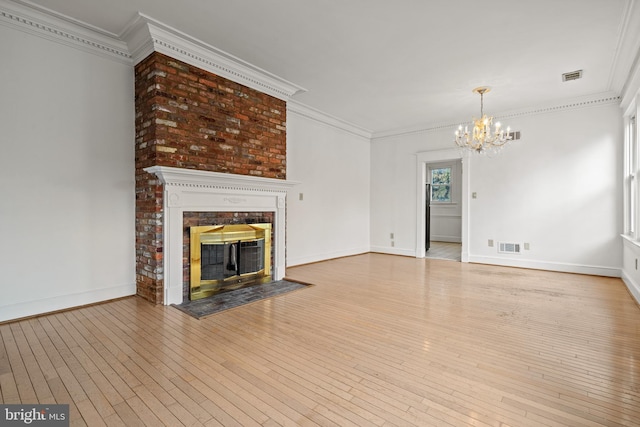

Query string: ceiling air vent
[562,70,583,82]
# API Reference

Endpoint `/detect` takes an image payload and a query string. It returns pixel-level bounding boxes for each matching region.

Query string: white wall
[371,100,623,276]
[468,104,622,275]
[0,24,136,322]
[286,107,371,266]
[371,129,454,256]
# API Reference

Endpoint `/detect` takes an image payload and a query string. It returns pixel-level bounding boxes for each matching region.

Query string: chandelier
[454,86,512,154]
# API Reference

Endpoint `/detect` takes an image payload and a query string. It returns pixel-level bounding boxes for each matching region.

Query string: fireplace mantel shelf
[145,166,300,192]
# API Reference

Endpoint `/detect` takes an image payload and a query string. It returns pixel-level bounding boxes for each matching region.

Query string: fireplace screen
[190,223,271,300]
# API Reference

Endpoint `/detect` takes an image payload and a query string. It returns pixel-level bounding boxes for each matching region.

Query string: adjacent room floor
[1,253,638,426]
[425,241,461,262]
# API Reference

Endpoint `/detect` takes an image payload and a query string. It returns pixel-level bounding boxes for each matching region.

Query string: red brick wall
[135,52,287,304]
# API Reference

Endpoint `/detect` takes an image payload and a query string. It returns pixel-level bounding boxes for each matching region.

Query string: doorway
[424,160,462,261]
[415,149,468,262]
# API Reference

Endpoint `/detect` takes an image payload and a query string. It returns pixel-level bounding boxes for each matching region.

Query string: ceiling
[19,0,638,134]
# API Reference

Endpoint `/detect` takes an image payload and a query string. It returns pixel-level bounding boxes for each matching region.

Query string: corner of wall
[621,271,640,305]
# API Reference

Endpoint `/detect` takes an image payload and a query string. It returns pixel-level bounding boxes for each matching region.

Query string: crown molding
[610,0,640,95]
[372,120,462,140]
[493,91,621,120]
[372,92,622,140]
[0,0,131,63]
[121,13,306,101]
[619,1,640,112]
[287,101,372,140]
[0,2,306,101]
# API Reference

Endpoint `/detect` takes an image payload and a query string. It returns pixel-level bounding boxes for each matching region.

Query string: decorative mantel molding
[0,0,131,63]
[145,166,299,192]
[144,166,299,306]
[122,14,307,101]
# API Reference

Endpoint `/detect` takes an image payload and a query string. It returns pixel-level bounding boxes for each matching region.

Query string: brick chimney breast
[134,52,287,304]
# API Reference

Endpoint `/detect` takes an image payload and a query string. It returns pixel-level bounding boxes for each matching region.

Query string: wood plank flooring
[1,253,639,426]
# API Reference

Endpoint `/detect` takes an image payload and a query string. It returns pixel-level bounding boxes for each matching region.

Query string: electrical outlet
[390,233,394,239]
[299,193,304,201]
[524,242,530,250]
[488,239,494,247]
[391,241,395,247]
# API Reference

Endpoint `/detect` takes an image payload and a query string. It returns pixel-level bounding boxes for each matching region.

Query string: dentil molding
[1,1,306,101]
[121,13,306,101]
[372,92,622,140]
[144,166,300,194]
[0,0,131,63]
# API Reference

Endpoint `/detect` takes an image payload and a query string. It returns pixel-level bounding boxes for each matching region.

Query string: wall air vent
[562,70,583,82]
[507,131,521,140]
[498,242,521,254]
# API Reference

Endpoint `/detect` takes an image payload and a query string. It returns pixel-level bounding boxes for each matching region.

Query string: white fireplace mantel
[144,166,299,305]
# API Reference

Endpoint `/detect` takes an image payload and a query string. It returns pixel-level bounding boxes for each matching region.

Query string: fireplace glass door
[190,224,271,300]
[200,240,265,281]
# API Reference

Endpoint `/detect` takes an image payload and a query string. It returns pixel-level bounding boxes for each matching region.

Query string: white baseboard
[0,283,136,323]
[370,246,416,257]
[286,246,370,267]
[287,246,416,267]
[621,270,640,305]
[467,255,621,277]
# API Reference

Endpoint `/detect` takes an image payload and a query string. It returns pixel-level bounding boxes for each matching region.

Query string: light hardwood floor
[1,253,639,426]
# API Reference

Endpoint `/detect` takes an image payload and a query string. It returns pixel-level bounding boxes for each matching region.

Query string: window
[430,166,452,202]
[625,115,637,237]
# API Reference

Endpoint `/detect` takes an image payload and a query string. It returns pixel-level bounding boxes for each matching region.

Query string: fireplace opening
[190,223,271,300]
